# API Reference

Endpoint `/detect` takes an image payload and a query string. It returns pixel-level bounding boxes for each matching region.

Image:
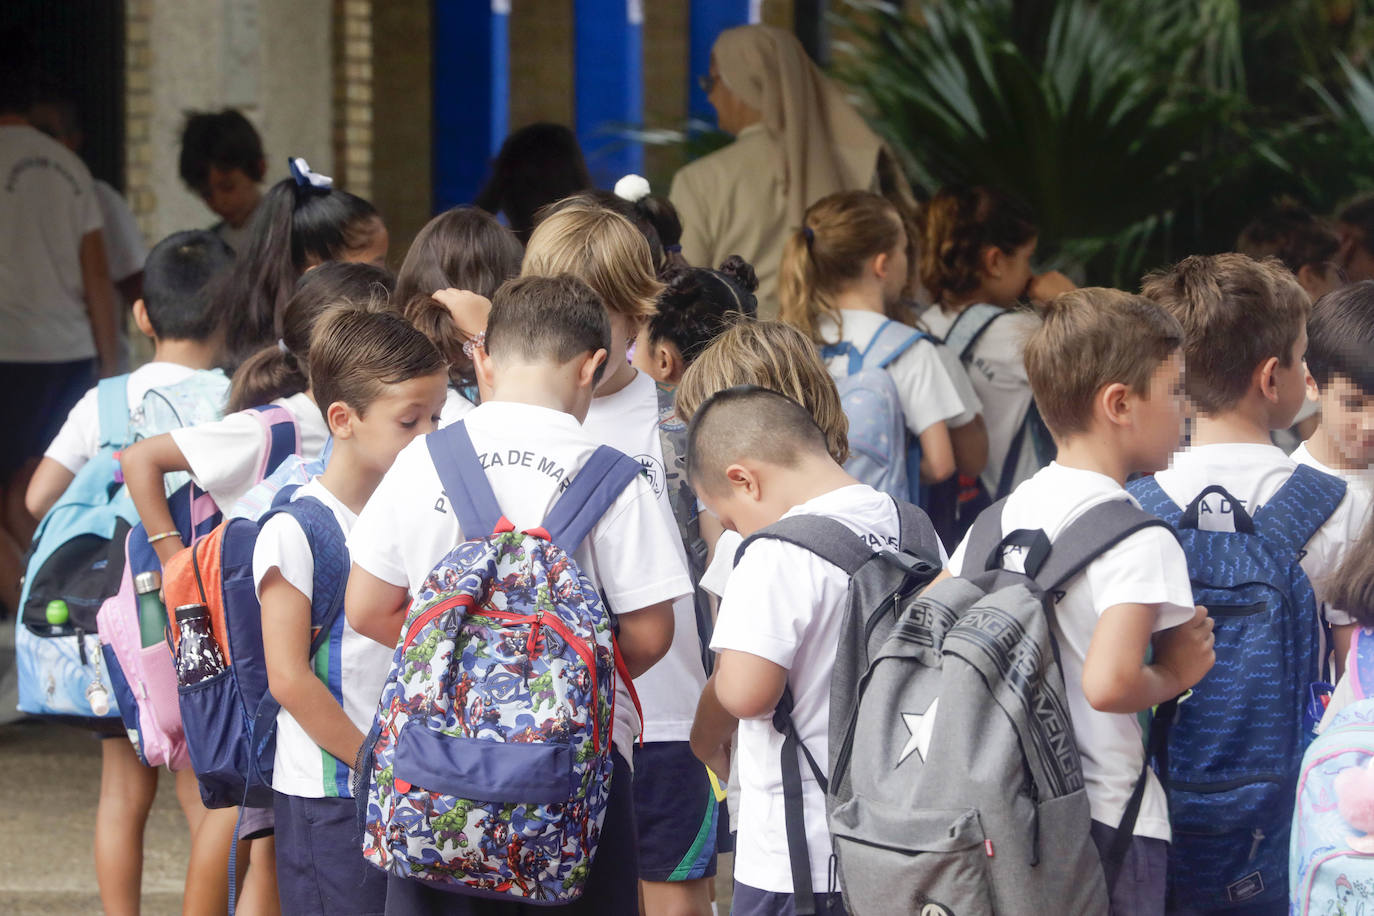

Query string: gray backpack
[822,498,1172,915]
[736,499,944,915]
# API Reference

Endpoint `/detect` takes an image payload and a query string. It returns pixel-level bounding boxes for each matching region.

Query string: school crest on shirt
[634,453,666,497]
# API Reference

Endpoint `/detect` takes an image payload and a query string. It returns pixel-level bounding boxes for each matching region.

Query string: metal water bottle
[135,571,168,648]
[174,604,225,685]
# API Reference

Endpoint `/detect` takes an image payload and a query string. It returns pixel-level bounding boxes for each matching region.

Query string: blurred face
[984,237,1037,307]
[1129,352,1187,473]
[705,54,760,136]
[1320,373,1374,469]
[201,165,261,229]
[880,222,910,308]
[343,218,390,269]
[337,372,448,475]
[1276,325,1311,426]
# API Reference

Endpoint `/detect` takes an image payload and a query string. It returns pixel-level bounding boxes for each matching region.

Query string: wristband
[146,530,182,545]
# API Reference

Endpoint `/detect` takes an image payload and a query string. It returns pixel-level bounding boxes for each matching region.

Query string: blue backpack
[821,320,932,506]
[360,421,642,903]
[1129,465,1347,911]
[1292,627,1374,914]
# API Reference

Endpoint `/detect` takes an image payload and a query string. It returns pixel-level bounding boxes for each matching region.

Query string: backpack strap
[894,499,944,565]
[735,514,875,577]
[541,446,644,554]
[1351,628,1374,701]
[819,320,930,376]
[773,683,829,914]
[994,400,1049,501]
[424,421,505,536]
[1033,499,1175,595]
[248,404,301,481]
[1251,463,1347,557]
[941,303,1006,363]
[97,374,133,450]
[1126,474,1182,526]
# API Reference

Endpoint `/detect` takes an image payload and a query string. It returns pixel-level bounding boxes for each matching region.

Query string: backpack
[97,403,295,769]
[359,421,643,903]
[1291,627,1374,914]
[820,320,932,505]
[655,381,713,674]
[1130,465,1347,911]
[17,370,229,723]
[732,498,943,914]
[819,497,1170,915]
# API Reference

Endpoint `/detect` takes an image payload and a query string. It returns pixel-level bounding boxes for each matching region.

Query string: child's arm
[916,420,956,485]
[344,563,410,648]
[615,601,675,678]
[712,648,788,720]
[1082,603,1215,714]
[1334,623,1357,681]
[260,570,366,766]
[80,229,121,378]
[690,671,738,778]
[120,433,193,566]
[948,414,988,478]
[25,458,76,520]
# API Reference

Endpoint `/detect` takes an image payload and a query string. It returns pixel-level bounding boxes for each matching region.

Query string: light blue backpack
[821,320,932,504]
[1292,627,1374,914]
[16,371,228,722]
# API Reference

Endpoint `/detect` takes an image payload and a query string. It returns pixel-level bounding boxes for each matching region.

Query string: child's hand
[431,288,491,339]
[1026,270,1077,304]
[1154,605,1216,693]
[699,741,731,782]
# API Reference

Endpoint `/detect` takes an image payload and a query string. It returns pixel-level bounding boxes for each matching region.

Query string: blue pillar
[575,0,643,187]
[688,0,756,126]
[432,0,510,211]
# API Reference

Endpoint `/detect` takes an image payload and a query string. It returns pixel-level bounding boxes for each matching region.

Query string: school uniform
[253,478,388,914]
[584,371,719,883]
[949,463,1197,916]
[712,484,944,912]
[438,387,476,427]
[348,399,692,914]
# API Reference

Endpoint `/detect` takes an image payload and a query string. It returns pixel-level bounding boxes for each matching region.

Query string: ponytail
[779,225,824,343]
[919,185,1037,306]
[227,343,308,414]
[403,293,474,387]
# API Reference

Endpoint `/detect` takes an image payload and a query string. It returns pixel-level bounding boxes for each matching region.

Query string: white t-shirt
[438,387,476,428]
[583,370,705,744]
[348,400,692,763]
[948,463,1195,841]
[817,310,968,437]
[700,528,742,599]
[43,361,195,474]
[710,484,904,894]
[1153,442,1364,627]
[253,478,389,798]
[0,125,104,362]
[922,305,1041,495]
[94,180,147,284]
[171,391,329,511]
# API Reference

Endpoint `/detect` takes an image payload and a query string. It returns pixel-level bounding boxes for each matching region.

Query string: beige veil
[713,24,905,230]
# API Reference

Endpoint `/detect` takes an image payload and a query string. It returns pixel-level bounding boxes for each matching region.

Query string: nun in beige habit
[669,24,914,318]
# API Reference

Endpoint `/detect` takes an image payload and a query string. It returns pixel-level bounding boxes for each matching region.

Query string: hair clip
[277,338,290,354]
[462,331,486,361]
[802,225,815,247]
[614,174,652,204]
[288,157,334,191]
[665,244,683,254]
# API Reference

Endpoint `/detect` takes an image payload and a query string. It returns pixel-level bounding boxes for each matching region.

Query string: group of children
[24,125,1374,916]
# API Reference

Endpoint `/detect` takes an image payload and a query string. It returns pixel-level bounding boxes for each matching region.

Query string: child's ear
[657,344,684,386]
[473,346,496,393]
[981,245,1004,280]
[724,462,761,500]
[326,400,356,439]
[1098,381,1132,428]
[872,250,891,282]
[132,299,155,339]
[577,349,608,390]
[1256,355,1282,404]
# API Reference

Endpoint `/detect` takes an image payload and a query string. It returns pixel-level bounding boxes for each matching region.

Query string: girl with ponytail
[779,190,982,491]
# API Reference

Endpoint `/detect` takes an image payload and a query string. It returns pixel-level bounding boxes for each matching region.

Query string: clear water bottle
[174,604,225,685]
[135,571,168,648]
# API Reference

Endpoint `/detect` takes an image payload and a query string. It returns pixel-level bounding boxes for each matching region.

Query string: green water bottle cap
[45,599,69,625]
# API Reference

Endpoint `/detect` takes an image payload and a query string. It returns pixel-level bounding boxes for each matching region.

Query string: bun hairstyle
[214,167,383,370]
[650,255,759,364]
[918,185,1037,305]
[227,261,395,412]
[614,174,688,276]
[779,190,905,345]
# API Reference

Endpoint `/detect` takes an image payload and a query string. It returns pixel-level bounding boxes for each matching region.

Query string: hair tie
[802,225,815,247]
[288,156,333,191]
[462,331,486,361]
[277,338,289,354]
[665,244,682,254]
[614,173,652,203]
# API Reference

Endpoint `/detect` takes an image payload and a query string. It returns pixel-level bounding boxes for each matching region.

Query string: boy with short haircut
[688,386,945,915]
[345,274,688,916]
[179,108,266,253]
[1137,254,1360,916]
[942,287,1211,916]
[27,229,232,518]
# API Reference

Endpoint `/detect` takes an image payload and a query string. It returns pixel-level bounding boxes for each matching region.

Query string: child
[522,201,719,915]
[917,185,1076,498]
[257,306,447,915]
[178,109,267,253]
[213,162,388,369]
[781,189,981,489]
[345,275,687,915]
[394,206,522,422]
[945,288,1212,915]
[632,256,759,385]
[25,229,232,916]
[121,261,392,916]
[1237,203,1345,304]
[1338,194,1374,284]
[1138,253,1364,916]
[614,174,691,276]
[685,386,945,914]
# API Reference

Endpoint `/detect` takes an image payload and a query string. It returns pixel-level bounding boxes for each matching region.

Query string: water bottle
[135,571,168,648]
[174,604,226,685]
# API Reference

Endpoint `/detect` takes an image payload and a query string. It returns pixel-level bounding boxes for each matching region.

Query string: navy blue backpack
[1129,465,1346,911]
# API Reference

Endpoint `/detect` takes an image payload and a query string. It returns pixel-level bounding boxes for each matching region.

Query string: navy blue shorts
[274,792,386,916]
[633,740,720,882]
[0,358,95,477]
[1091,820,1167,916]
[383,751,639,915]
[731,883,848,916]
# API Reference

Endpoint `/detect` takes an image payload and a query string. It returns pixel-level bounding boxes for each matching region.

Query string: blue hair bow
[288,157,333,191]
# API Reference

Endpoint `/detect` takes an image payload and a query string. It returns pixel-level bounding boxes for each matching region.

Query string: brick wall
[125,0,155,241]
[334,0,373,202]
